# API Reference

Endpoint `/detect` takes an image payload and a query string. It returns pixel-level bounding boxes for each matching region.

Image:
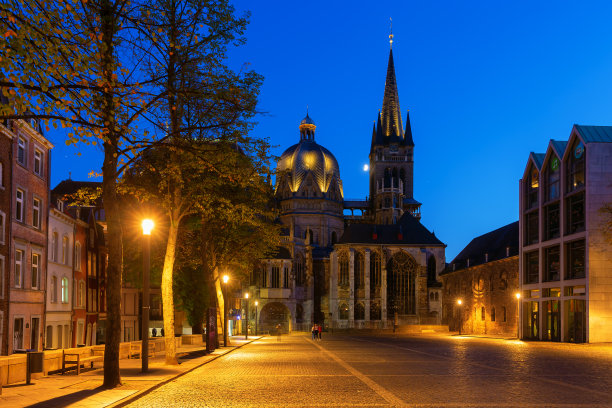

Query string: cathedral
[250,38,446,332]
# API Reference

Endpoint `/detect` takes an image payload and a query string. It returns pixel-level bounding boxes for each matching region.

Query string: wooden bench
[62,346,104,375]
[129,341,155,359]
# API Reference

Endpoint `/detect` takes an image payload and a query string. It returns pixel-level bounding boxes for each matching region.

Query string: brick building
[519,125,612,343]
[8,119,53,352]
[0,119,13,355]
[441,222,519,337]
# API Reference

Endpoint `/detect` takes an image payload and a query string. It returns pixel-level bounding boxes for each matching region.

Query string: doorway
[544,300,560,341]
[14,317,24,350]
[30,317,40,350]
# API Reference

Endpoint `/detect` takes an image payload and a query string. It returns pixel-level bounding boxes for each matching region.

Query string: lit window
[62,236,69,265]
[51,276,57,303]
[17,137,26,165]
[16,189,24,222]
[31,253,40,289]
[15,249,24,288]
[61,277,69,303]
[34,150,43,176]
[32,198,41,229]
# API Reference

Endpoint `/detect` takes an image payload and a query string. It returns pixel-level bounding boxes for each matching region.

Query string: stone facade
[519,125,612,343]
[442,257,519,336]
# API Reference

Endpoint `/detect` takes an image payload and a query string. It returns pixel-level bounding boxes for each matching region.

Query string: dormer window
[57,200,64,212]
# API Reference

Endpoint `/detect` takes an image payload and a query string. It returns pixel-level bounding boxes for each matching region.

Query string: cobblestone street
[127,334,612,408]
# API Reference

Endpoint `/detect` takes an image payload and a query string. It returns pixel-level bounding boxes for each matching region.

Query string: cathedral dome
[276,115,342,196]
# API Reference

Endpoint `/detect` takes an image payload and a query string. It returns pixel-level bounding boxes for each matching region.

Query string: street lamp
[222,274,230,347]
[244,293,249,340]
[254,301,258,336]
[457,299,463,335]
[141,219,154,373]
[515,292,521,339]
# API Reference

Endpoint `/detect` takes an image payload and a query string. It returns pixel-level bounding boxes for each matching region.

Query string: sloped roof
[550,140,568,157]
[530,153,545,170]
[52,179,102,198]
[268,246,292,260]
[574,125,612,143]
[338,212,444,246]
[443,221,518,275]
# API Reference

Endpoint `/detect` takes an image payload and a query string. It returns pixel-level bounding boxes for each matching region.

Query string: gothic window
[261,266,268,288]
[354,251,364,290]
[387,252,417,315]
[384,168,391,188]
[354,302,365,320]
[304,229,313,245]
[399,168,405,192]
[271,266,280,288]
[392,168,398,188]
[481,307,485,321]
[499,272,508,290]
[384,197,391,208]
[370,252,381,289]
[339,253,349,286]
[370,301,381,320]
[294,255,305,286]
[338,303,349,320]
[283,266,289,288]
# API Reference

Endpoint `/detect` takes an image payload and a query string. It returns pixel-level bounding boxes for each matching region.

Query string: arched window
[51,276,57,303]
[52,232,58,262]
[354,251,364,290]
[499,272,508,290]
[387,251,417,315]
[338,303,349,320]
[481,307,485,321]
[370,302,381,320]
[354,302,365,320]
[62,236,69,265]
[370,252,381,290]
[427,256,436,282]
[491,307,496,322]
[501,306,507,322]
[61,277,69,303]
[75,242,81,271]
[399,168,405,192]
[392,168,398,188]
[339,253,349,286]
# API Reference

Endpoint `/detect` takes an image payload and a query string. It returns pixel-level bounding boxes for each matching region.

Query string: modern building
[519,125,612,342]
[441,222,519,336]
[45,202,74,349]
[8,118,53,352]
[0,118,13,355]
[252,36,446,332]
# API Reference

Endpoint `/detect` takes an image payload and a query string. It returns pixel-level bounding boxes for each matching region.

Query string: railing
[383,155,408,162]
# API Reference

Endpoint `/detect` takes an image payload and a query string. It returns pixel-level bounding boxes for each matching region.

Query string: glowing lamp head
[142,219,154,235]
[222,275,229,284]
[457,299,462,305]
[363,164,369,171]
[515,292,521,299]
[255,301,258,306]
[245,293,249,299]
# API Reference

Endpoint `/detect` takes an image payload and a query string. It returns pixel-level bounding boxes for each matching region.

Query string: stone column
[349,249,355,327]
[330,251,337,329]
[364,249,371,324]
[381,250,388,326]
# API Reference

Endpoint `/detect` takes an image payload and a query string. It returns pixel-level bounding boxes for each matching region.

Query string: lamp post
[244,293,249,340]
[457,299,463,335]
[141,219,154,373]
[254,301,258,336]
[222,274,229,347]
[515,292,521,339]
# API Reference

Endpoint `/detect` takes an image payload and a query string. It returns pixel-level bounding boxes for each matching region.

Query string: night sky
[48,0,612,259]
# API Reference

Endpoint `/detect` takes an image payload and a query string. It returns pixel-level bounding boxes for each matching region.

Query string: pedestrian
[152,328,157,337]
[311,323,317,340]
[276,323,282,342]
[318,323,322,340]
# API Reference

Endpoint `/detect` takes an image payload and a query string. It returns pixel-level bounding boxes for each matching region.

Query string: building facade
[0,119,13,355]
[441,222,519,337]
[8,119,52,352]
[45,204,74,349]
[519,125,612,343]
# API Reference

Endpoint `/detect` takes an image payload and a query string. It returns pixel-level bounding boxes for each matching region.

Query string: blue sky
[49,0,612,260]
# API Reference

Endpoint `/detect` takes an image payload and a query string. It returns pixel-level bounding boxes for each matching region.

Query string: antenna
[389,17,393,48]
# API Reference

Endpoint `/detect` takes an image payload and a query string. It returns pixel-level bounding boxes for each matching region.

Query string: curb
[108,337,263,408]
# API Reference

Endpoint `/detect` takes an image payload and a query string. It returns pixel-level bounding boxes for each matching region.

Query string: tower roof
[381,48,404,142]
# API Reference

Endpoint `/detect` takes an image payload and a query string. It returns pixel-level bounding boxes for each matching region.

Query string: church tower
[369,34,421,224]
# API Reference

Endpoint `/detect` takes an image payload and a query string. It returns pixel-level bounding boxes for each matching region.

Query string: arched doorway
[259,302,292,334]
[387,251,417,316]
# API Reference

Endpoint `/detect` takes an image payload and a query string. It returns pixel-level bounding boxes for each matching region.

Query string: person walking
[311,323,317,340]
[276,323,282,342]
[318,323,323,340]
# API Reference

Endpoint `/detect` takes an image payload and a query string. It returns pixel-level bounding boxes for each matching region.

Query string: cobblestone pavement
[127,333,612,408]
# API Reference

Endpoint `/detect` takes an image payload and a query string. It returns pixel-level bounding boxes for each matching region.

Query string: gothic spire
[404,110,414,146]
[381,47,403,142]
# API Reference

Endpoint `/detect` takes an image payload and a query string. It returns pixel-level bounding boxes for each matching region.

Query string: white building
[45,204,74,349]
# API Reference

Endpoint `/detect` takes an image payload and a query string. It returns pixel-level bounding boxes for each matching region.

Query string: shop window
[566,192,585,235]
[566,140,585,193]
[544,203,560,240]
[525,211,539,245]
[566,240,585,280]
[524,251,539,284]
[544,246,560,282]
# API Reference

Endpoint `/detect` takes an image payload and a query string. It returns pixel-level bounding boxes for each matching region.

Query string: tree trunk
[212,265,227,345]
[162,210,180,365]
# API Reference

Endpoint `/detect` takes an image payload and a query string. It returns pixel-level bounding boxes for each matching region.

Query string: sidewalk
[0,336,262,408]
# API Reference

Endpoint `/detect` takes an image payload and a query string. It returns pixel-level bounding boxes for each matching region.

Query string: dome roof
[300,114,315,126]
[276,139,341,194]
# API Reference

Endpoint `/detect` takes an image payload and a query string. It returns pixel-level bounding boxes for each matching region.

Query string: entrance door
[567,299,586,343]
[545,300,560,341]
[30,318,40,350]
[14,318,24,350]
[524,301,539,339]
